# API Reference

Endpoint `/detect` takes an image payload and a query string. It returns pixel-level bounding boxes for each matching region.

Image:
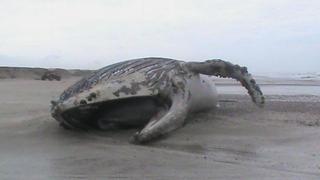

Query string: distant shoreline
[216,83,320,86]
[1,66,319,87]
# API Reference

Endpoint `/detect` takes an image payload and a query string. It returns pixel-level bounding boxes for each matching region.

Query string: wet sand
[0,78,320,179]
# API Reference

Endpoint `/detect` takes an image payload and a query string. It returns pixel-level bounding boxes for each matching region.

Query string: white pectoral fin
[186,60,264,107]
[130,88,189,144]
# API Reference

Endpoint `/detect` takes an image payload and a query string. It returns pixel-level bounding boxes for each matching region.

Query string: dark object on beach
[51,57,264,144]
[41,71,61,81]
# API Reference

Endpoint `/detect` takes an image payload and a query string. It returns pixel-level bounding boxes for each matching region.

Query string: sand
[0,78,320,179]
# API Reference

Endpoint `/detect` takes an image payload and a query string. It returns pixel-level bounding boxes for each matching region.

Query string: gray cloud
[0,0,319,73]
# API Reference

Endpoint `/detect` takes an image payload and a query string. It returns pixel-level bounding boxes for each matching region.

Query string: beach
[0,77,319,179]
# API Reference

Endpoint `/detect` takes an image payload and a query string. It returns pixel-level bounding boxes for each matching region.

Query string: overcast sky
[0,0,319,73]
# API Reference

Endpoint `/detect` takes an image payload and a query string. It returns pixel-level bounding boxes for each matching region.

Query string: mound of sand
[0,67,94,80]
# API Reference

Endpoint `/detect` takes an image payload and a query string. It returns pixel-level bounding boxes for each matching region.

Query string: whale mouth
[53,96,166,130]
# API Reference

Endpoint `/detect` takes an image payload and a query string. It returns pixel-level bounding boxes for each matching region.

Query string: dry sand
[0,78,320,179]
